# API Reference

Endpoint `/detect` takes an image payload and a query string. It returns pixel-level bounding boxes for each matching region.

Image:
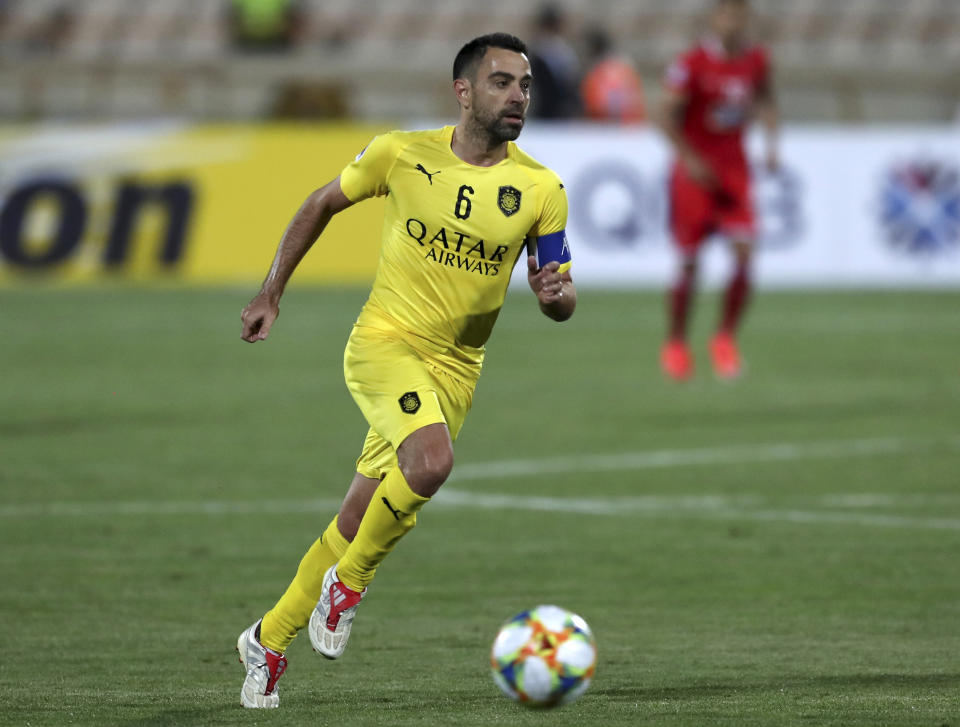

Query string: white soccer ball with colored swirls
[490,605,597,707]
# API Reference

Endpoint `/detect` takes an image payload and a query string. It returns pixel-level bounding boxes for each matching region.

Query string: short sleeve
[663,53,694,94]
[339,133,399,202]
[529,174,568,238]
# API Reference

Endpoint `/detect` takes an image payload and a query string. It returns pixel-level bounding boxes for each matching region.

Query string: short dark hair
[452,33,528,81]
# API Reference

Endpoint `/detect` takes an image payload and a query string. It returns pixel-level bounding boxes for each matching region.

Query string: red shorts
[669,161,756,252]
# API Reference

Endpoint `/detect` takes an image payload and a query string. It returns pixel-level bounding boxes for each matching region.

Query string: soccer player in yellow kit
[235,33,577,708]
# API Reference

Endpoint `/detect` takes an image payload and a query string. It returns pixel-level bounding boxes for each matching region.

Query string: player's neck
[722,37,745,55]
[706,32,746,57]
[451,122,509,167]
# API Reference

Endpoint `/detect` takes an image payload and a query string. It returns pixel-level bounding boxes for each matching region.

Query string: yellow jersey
[339,125,569,382]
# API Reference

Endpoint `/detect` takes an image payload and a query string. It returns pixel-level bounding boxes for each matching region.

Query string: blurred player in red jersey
[657,0,778,380]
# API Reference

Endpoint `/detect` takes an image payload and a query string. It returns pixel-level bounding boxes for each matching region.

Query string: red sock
[668,266,696,340]
[720,262,751,334]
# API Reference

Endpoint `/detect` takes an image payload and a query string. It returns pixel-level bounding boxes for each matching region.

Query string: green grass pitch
[1,286,958,726]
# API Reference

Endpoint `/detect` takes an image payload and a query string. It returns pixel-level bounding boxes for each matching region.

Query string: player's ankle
[335,569,365,596]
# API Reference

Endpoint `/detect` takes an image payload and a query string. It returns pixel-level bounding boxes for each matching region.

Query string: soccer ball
[489,604,597,707]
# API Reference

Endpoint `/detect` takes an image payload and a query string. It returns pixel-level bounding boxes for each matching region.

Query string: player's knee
[407,450,454,496]
[399,439,454,497]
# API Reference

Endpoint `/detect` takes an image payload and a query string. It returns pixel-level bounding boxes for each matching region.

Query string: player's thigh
[348,337,476,482]
[424,360,474,443]
[669,166,714,251]
[716,167,756,243]
[344,327,447,461]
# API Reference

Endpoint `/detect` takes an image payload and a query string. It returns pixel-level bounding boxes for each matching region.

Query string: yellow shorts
[344,325,476,480]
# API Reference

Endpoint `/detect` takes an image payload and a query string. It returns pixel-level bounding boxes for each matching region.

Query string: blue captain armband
[535,230,572,273]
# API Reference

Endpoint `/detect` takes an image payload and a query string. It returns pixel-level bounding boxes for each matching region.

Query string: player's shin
[668,263,696,340]
[335,467,429,593]
[720,260,751,334]
[259,517,350,653]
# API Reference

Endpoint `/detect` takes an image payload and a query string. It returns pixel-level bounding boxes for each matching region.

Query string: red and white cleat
[661,339,694,381]
[709,332,742,380]
[308,565,365,659]
[236,619,287,708]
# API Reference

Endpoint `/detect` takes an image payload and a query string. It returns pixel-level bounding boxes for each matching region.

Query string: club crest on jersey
[398,391,421,414]
[498,186,521,217]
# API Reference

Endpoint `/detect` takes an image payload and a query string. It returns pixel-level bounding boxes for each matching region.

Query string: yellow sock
[336,467,429,593]
[259,517,350,653]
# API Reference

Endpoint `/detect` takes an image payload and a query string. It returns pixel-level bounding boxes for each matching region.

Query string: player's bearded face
[469,49,531,143]
[473,95,524,142]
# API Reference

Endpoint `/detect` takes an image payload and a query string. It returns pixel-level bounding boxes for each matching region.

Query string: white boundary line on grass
[432,491,960,531]
[449,435,960,481]
[3,490,960,531]
[2,435,959,530]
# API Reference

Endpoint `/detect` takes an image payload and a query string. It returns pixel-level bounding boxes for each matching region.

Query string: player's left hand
[527,256,563,305]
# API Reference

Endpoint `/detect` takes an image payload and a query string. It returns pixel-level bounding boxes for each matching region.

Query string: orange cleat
[661,339,694,381]
[709,332,742,380]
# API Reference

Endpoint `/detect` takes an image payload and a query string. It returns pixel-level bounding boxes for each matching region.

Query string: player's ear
[453,77,471,108]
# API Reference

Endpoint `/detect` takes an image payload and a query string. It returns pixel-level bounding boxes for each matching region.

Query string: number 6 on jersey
[455,185,474,220]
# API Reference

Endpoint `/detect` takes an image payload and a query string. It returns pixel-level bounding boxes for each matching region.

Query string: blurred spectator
[580,27,646,123]
[528,3,581,119]
[228,0,300,52]
[22,5,74,56]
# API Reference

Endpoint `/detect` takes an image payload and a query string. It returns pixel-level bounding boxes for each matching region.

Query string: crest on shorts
[498,186,521,217]
[398,391,421,414]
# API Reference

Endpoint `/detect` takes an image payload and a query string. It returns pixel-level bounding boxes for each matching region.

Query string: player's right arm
[240,177,353,342]
[657,57,716,188]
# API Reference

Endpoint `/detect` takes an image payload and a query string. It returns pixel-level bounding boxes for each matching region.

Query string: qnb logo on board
[0,176,195,271]
[569,161,663,250]
[879,159,960,256]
